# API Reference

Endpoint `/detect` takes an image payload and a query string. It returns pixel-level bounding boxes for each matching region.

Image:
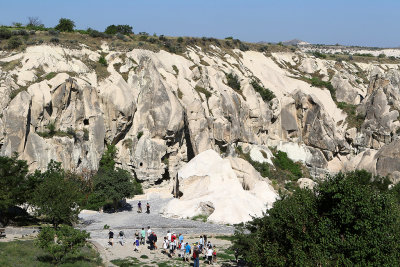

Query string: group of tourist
[107,227,218,265]
[106,201,221,265]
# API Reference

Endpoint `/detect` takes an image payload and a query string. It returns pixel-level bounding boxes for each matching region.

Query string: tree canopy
[32,160,82,228]
[104,24,133,35]
[86,144,142,211]
[35,225,89,263]
[55,18,75,32]
[233,170,400,266]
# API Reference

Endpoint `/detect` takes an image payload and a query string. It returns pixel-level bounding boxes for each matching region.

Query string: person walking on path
[153,232,158,250]
[207,246,214,264]
[178,233,184,247]
[118,230,125,246]
[137,201,142,213]
[193,245,200,267]
[167,230,172,242]
[147,226,152,243]
[140,228,146,245]
[108,230,114,246]
[134,237,140,252]
[199,235,204,253]
[184,242,191,262]
[146,202,150,214]
[163,237,169,254]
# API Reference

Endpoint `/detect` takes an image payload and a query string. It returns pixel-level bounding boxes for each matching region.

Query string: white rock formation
[163,149,278,224]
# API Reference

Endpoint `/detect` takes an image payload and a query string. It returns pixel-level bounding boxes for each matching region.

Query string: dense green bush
[98,55,107,66]
[226,73,241,91]
[35,225,90,264]
[233,170,400,266]
[55,18,75,32]
[251,80,275,102]
[0,28,12,39]
[272,151,302,179]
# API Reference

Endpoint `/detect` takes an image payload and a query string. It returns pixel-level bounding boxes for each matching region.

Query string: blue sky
[1,0,399,47]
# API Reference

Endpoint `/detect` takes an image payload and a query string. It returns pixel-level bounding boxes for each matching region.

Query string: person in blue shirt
[184,242,191,262]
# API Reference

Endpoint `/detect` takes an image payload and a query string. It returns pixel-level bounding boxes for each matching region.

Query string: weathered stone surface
[1,43,400,189]
[375,139,400,177]
[297,178,316,190]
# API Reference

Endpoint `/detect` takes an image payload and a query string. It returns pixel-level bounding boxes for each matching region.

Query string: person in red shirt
[171,232,176,242]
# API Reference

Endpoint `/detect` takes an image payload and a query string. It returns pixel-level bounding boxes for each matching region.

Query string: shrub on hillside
[272,151,302,179]
[309,77,336,101]
[226,73,241,91]
[0,28,12,39]
[7,36,23,49]
[312,51,327,59]
[55,18,75,32]
[251,80,275,102]
[98,55,107,66]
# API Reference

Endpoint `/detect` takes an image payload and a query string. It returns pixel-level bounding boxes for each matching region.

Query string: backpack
[119,231,124,236]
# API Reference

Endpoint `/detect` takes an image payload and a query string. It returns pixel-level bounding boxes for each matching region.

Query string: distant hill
[282,39,310,46]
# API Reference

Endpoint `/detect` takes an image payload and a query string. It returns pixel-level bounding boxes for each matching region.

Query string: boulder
[297,178,316,190]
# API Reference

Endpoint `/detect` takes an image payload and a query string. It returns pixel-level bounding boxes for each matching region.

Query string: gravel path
[78,196,235,266]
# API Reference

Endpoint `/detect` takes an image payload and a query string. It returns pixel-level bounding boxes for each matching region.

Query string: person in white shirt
[199,235,204,252]
[207,247,213,264]
[147,226,152,243]
[163,236,169,254]
[167,230,172,242]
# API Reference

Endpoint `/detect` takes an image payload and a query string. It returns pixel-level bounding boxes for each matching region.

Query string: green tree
[87,145,142,211]
[32,160,82,228]
[35,225,89,263]
[104,24,133,35]
[0,154,29,226]
[99,144,117,170]
[54,18,75,32]
[92,167,142,211]
[233,170,400,266]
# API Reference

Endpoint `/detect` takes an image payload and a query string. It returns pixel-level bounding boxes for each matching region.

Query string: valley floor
[79,196,237,266]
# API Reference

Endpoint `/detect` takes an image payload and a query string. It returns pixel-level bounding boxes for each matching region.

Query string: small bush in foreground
[35,225,90,264]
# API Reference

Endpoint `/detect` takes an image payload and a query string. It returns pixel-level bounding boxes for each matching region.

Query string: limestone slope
[1,42,400,188]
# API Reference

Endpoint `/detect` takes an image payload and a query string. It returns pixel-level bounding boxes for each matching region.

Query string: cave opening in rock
[83,119,89,125]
